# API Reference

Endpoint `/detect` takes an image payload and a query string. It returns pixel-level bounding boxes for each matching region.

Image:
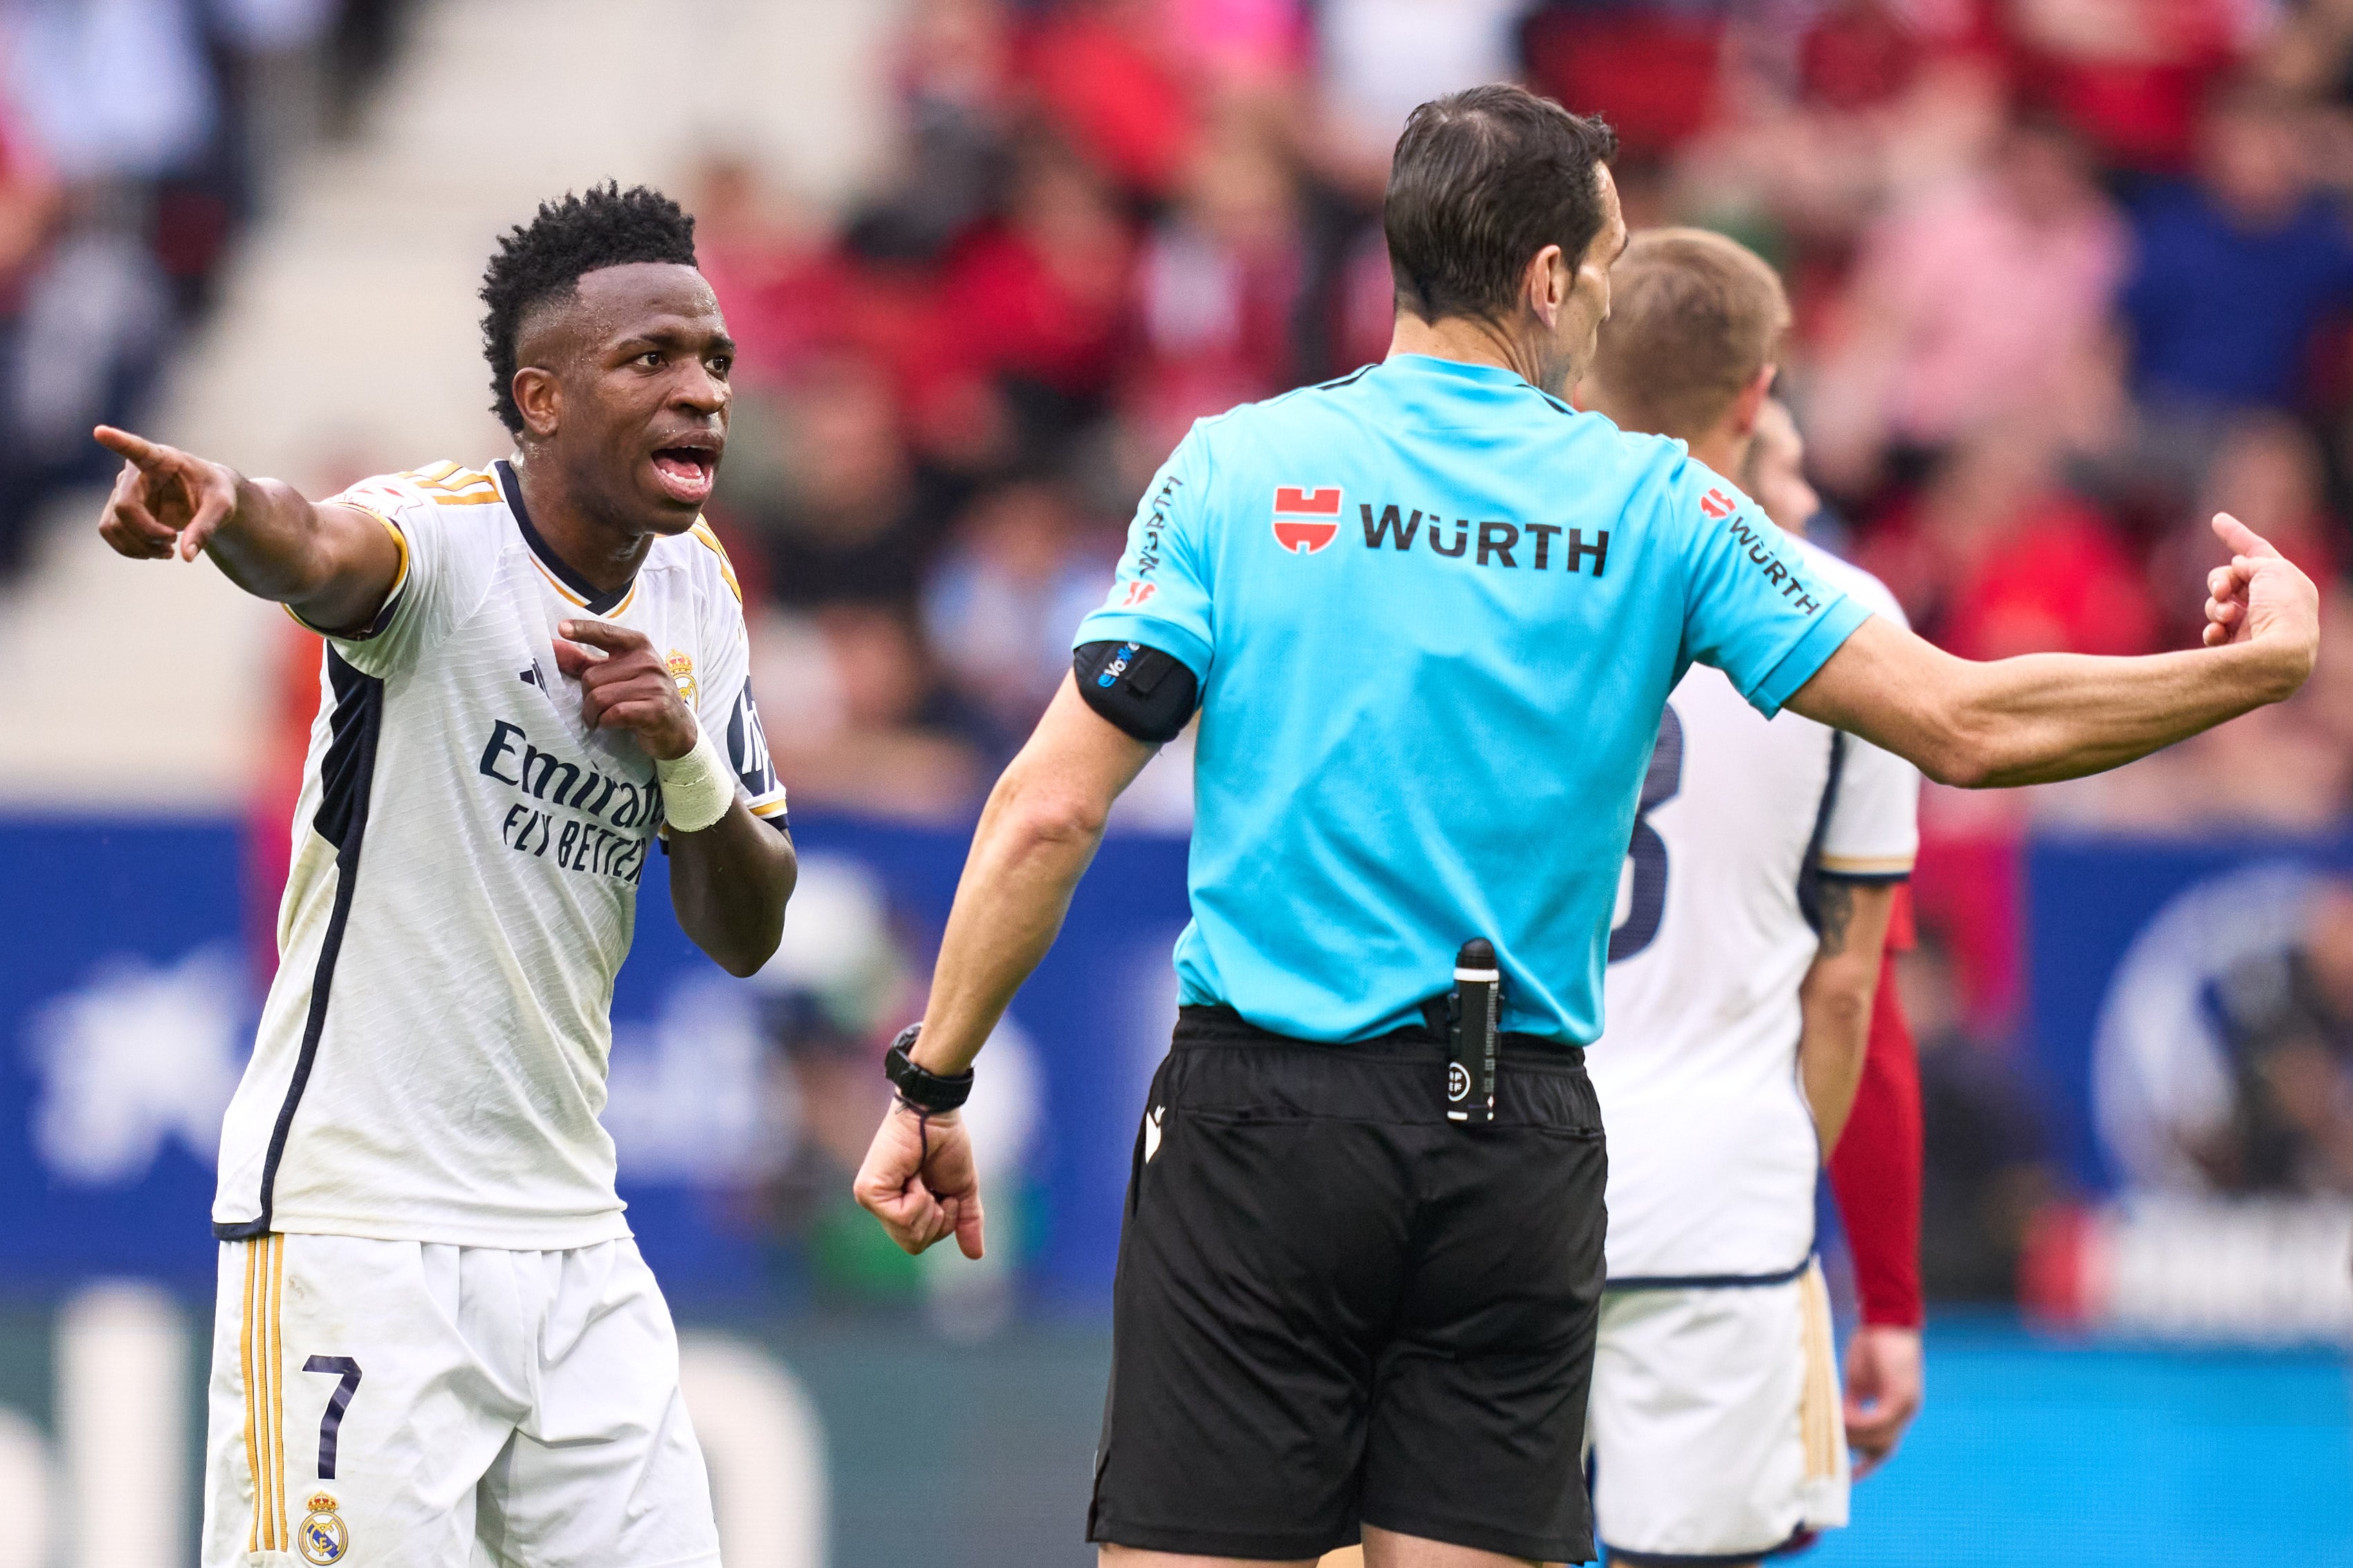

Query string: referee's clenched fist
[853,1094,984,1260]
[859,83,2316,1568]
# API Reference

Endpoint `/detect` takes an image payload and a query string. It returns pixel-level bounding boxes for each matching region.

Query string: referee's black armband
[1074,640,1199,743]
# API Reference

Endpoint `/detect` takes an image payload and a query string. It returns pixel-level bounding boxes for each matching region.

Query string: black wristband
[883,1023,974,1113]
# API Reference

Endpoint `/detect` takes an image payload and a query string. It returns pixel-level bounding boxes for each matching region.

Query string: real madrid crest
[297,1491,349,1565]
[666,649,696,707]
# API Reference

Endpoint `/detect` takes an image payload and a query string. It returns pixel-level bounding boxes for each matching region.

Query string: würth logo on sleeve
[1272,486,1343,555]
[1700,488,1737,519]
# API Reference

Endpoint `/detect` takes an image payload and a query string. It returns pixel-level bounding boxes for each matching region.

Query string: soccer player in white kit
[1574,230,1916,1566]
[91,185,796,1567]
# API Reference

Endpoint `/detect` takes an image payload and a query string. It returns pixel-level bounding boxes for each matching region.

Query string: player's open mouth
[650,446,716,505]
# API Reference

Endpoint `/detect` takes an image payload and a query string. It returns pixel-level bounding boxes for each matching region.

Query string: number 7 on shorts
[302,1357,363,1480]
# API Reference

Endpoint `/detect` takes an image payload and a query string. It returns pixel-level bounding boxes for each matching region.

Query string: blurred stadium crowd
[0,0,407,574]
[6,0,2353,1315]
[684,0,2353,1305]
[681,0,2353,846]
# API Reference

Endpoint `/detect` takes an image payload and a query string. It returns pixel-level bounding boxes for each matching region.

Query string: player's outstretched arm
[853,676,1157,1258]
[1786,515,2319,788]
[92,426,401,634]
[552,619,797,977]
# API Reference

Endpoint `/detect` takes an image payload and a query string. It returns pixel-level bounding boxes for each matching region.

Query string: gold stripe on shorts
[241,1236,292,1552]
[270,1234,289,1550]
[241,1240,264,1551]
[1797,1262,1841,1482]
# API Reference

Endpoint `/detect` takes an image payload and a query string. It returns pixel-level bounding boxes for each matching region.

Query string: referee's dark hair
[1386,85,1620,325]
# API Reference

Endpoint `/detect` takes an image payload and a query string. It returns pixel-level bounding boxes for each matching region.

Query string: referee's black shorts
[1088,1005,1607,1562]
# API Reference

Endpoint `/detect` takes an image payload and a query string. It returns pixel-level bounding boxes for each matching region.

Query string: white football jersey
[212,459,787,1248]
[1590,539,1916,1282]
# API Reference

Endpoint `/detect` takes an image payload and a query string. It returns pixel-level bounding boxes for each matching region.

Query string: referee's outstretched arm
[854,676,1157,1257]
[1785,510,2318,790]
[849,507,2320,1258]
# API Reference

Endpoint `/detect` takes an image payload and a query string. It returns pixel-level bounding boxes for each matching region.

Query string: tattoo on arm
[1816,879,1857,957]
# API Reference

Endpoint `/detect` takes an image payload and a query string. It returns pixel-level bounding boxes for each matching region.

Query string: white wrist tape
[656,720,737,834]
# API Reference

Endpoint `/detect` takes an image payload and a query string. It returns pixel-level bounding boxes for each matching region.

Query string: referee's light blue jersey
[1074,353,1872,1047]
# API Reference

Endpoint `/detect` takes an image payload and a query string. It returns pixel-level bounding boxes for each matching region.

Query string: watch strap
[884,1023,974,1113]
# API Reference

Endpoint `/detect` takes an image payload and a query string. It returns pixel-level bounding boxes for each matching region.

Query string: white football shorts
[1585,1260,1848,1564]
[201,1233,720,1567]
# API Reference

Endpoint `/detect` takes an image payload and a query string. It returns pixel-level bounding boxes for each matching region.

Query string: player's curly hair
[479,182,699,435]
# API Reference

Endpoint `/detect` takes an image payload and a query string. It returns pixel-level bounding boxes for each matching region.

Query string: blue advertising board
[2022,829,2353,1194]
[0,813,1192,1307]
[10,814,2353,1300]
[0,819,243,1286]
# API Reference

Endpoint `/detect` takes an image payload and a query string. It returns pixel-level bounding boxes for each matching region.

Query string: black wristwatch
[883,1023,974,1113]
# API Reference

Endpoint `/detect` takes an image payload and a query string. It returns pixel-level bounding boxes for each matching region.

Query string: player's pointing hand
[553,619,697,761]
[93,425,239,562]
[2201,513,2320,688]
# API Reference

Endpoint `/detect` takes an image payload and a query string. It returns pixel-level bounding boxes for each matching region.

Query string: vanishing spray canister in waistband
[1447,938,1500,1125]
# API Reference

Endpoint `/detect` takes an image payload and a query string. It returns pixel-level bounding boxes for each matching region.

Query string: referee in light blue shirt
[854,85,2318,1568]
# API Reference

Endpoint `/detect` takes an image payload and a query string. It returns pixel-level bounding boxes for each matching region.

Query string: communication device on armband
[1446,938,1500,1125]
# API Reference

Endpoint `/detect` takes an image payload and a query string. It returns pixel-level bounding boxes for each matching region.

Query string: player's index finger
[557,618,638,651]
[560,620,654,658]
[92,425,169,470]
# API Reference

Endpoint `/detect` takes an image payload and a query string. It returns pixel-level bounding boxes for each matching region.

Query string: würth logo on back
[1272,486,1343,555]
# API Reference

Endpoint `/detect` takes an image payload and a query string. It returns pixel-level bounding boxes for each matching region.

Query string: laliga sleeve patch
[1074,640,1199,744]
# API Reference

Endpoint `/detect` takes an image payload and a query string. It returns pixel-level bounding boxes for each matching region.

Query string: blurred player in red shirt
[1829,885,1927,1473]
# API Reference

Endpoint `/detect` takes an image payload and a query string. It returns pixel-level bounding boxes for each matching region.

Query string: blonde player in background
[93,184,795,1567]
[1746,396,1930,1480]
[1568,229,1914,1567]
